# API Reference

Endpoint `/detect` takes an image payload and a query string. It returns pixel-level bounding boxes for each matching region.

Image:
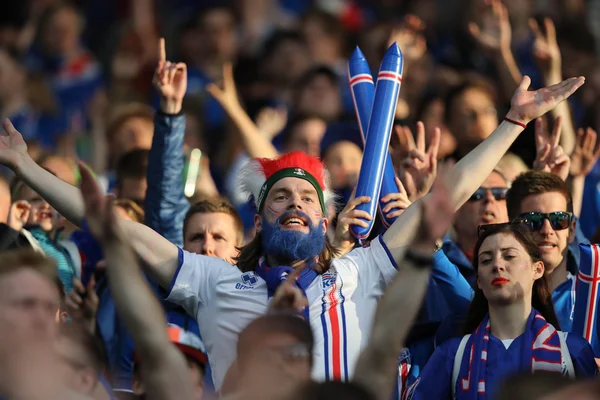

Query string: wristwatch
[404,249,434,269]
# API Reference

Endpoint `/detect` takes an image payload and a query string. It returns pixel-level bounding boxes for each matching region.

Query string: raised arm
[80,166,195,400]
[145,38,190,246]
[206,63,279,159]
[383,75,585,263]
[354,178,454,400]
[0,119,85,225]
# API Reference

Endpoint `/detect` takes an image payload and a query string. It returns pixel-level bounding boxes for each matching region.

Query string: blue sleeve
[432,250,474,320]
[566,333,599,378]
[144,111,190,247]
[408,339,458,400]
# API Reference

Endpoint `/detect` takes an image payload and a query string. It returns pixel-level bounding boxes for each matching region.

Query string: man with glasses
[442,169,510,286]
[506,170,585,334]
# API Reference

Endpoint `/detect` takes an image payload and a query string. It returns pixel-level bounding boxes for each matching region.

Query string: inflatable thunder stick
[350,43,403,242]
[348,46,401,229]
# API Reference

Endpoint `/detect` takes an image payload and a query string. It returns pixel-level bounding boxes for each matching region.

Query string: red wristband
[504,116,527,129]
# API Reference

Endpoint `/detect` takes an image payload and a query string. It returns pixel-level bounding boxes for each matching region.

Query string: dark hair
[183,198,244,245]
[507,171,573,220]
[183,3,239,32]
[261,30,306,61]
[58,323,106,376]
[444,79,498,124]
[0,249,57,282]
[106,103,154,142]
[237,313,314,365]
[234,230,339,274]
[283,114,326,147]
[300,9,346,43]
[292,381,375,400]
[116,149,149,187]
[295,65,339,92]
[464,224,560,333]
[494,371,572,400]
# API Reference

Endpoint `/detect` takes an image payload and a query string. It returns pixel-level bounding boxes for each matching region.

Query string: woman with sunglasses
[409,224,597,400]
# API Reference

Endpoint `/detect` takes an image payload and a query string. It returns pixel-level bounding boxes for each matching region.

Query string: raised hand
[256,106,288,140]
[414,164,455,249]
[393,122,440,201]
[206,62,242,114]
[468,0,511,54]
[388,15,427,62]
[153,38,187,114]
[570,127,600,177]
[7,200,31,232]
[533,117,570,181]
[78,163,120,242]
[332,192,372,255]
[529,18,561,79]
[380,177,412,219]
[505,75,585,126]
[0,119,28,170]
[65,277,99,333]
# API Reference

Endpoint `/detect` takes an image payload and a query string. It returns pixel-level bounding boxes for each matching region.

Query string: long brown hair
[463,224,560,333]
[234,230,339,274]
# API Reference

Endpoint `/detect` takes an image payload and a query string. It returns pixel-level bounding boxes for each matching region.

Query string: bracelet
[504,116,527,129]
[404,249,434,269]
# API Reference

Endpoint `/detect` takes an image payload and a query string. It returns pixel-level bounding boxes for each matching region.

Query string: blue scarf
[255,256,318,320]
[457,309,563,399]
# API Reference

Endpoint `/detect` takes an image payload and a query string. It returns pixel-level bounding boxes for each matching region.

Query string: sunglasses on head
[518,212,573,232]
[468,187,508,202]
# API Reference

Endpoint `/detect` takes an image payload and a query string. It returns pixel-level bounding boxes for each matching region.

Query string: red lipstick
[491,277,509,286]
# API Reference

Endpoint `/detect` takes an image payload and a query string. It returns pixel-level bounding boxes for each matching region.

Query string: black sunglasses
[518,212,573,232]
[468,187,508,202]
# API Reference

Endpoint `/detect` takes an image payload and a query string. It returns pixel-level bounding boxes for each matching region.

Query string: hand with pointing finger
[268,267,309,315]
[533,116,570,181]
[153,38,187,114]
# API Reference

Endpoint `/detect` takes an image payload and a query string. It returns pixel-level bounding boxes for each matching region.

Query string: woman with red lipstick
[408,224,597,400]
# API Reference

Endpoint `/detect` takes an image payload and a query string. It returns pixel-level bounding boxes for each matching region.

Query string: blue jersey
[409,331,597,400]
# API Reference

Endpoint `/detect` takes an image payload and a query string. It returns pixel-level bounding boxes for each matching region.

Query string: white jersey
[167,236,397,390]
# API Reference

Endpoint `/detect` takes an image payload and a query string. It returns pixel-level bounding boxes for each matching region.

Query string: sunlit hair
[114,199,145,223]
[0,249,57,284]
[464,223,560,333]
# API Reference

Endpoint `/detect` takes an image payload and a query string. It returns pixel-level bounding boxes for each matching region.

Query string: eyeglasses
[468,187,508,202]
[518,212,573,232]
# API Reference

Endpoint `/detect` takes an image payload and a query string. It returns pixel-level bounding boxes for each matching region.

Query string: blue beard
[261,210,326,265]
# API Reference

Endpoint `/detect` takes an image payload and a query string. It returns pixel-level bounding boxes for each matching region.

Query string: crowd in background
[1,0,600,399]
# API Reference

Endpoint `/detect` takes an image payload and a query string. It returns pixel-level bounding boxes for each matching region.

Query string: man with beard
[0,74,585,389]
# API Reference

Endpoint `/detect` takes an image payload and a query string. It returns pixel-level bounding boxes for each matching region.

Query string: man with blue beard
[0,73,585,391]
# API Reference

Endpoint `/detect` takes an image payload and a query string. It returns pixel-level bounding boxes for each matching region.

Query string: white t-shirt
[166,236,397,390]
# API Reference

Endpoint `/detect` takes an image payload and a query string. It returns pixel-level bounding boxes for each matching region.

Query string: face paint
[261,210,326,265]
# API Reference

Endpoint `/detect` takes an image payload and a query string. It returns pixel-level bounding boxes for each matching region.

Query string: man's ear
[322,218,329,234]
[254,214,262,232]
[568,219,576,244]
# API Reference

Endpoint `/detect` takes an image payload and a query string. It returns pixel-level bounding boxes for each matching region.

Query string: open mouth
[480,210,496,223]
[538,241,557,251]
[280,214,308,227]
[37,210,54,220]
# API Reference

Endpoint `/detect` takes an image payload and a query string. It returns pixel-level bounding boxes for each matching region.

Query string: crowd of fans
[1,0,600,399]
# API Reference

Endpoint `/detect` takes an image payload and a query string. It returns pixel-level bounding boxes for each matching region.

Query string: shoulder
[563,331,594,356]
